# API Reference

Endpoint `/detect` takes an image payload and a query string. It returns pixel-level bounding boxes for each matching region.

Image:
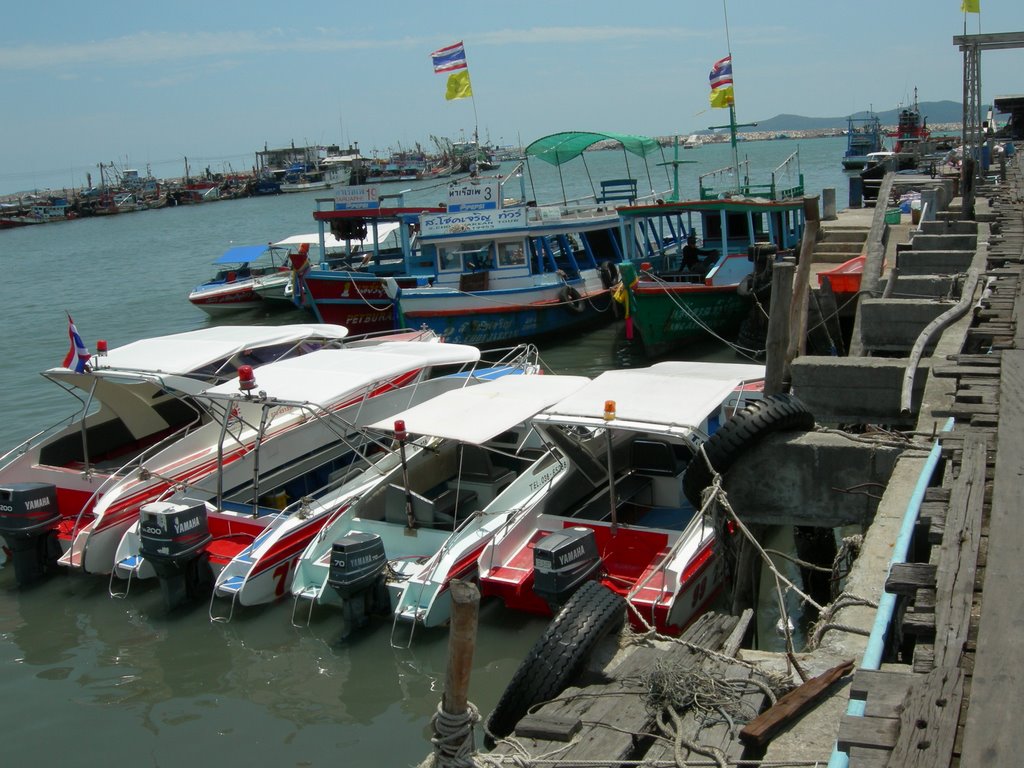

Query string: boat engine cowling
[328,531,390,636]
[533,526,601,608]
[0,483,61,587]
[139,501,213,610]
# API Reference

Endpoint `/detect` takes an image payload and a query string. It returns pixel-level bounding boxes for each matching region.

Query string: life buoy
[485,580,625,745]
[559,286,585,313]
[682,393,816,508]
[599,260,619,289]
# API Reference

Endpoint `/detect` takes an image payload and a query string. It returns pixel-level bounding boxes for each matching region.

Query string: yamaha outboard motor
[0,483,61,587]
[139,501,213,610]
[327,531,389,638]
[533,526,601,609]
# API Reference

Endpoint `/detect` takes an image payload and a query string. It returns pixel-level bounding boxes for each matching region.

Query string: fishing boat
[304,132,671,346]
[842,114,885,170]
[888,90,934,169]
[475,361,765,634]
[0,323,357,587]
[298,187,443,334]
[111,337,498,612]
[614,155,806,358]
[289,373,588,639]
[187,243,290,315]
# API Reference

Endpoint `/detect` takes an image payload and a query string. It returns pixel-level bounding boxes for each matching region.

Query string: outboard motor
[328,531,389,637]
[139,501,213,610]
[533,526,601,609]
[0,483,61,587]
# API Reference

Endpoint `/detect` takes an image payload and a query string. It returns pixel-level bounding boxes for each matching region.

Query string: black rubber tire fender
[599,260,619,289]
[485,579,625,743]
[559,285,585,313]
[682,393,816,508]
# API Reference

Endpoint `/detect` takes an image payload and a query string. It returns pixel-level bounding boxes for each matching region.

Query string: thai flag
[709,55,733,90]
[431,41,468,73]
[62,314,91,373]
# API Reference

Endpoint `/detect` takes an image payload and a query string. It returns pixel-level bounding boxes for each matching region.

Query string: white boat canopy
[368,374,591,445]
[534,361,765,435]
[47,324,350,378]
[273,222,402,250]
[200,343,482,409]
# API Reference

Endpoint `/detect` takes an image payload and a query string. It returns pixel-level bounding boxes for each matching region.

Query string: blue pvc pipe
[827,418,953,768]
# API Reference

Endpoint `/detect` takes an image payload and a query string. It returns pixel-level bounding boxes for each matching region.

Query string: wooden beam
[738,659,853,748]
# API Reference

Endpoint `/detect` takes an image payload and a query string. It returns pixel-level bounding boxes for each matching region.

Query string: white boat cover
[201,343,481,408]
[273,222,402,250]
[52,324,351,377]
[535,361,765,432]
[367,374,590,445]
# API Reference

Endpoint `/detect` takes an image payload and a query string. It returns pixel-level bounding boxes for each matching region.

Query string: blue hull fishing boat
[302,132,675,347]
[842,113,885,170]
[395,132,671,346]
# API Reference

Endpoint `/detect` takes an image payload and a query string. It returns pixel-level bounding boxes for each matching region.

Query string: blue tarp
[214,245,269,264]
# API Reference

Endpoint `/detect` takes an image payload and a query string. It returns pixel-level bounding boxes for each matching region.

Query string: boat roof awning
[214,244,270,264]
[273,222,402,249]
[200,343,481,408]
[525,131,661,166]
[534,361,765,434]
[48,324,351,379]
[367,374,590,444]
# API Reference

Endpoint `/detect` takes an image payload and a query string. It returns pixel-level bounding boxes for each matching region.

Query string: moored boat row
[0,319,821,650]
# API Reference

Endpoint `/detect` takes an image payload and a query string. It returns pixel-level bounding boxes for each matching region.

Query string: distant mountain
[749,101,964,131]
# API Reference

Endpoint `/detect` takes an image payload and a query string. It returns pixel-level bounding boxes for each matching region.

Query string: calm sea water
[0,136,849,767]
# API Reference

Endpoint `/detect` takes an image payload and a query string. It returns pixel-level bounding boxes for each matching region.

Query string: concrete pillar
[822,188,837,220]
[920,188,938,222]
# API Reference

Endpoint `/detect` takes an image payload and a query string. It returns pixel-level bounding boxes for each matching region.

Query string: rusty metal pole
[432,579,481,767]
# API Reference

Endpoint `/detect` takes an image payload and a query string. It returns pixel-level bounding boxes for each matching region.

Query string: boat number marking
[273,560,297,597]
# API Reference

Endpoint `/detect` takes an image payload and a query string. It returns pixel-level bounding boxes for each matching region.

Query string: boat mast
[707,0,755,194]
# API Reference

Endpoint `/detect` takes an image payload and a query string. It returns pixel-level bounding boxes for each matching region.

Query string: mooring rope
[432,701,482,767]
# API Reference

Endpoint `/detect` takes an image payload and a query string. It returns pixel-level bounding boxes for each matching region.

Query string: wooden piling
[785,195,822,373]
[764,257,796,397]
[442,579,480,715]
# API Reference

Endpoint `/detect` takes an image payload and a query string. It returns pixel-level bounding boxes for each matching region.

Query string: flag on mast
[709,55,734,109]
[430,41,474,101]
[961,0,980,12]
[62,313,91,373]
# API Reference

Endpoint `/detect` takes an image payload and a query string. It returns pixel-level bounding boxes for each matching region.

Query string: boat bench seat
[570,473,652,522]
[384,483,478,530]
[596,178,638,204]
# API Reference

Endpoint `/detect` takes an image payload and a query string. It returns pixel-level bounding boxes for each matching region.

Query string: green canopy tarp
[525,132,661,166]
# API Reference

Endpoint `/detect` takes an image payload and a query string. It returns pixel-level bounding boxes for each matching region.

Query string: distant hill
[750,101,964,131]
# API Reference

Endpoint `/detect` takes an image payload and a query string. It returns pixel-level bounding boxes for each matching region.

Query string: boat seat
[384,483,477,529]
[461,445,516,484]
[596,178,638,205]
[630,439,689,477]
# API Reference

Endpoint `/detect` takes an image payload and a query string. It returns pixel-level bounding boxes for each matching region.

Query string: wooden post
[784,196,821,372]
[442,579,480,715]
[430,579,481,768]
[764,258,795,397]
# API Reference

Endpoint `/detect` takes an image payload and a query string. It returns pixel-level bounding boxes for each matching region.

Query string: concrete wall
[721,431,904,527]
[791,356,931,425]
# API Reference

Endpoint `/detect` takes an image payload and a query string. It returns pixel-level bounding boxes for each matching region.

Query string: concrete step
[819,229,869,244]
[895,249,975,275]
[815,242,865,255]
[917,220,978,235]
[812,251,862,264]
[909,233,978,251]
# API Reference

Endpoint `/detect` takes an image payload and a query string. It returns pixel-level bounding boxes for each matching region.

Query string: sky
[2,0,1023,195]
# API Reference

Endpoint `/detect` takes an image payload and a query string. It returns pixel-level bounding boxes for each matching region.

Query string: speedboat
[0,324,436,586]
[475,361,766,636]
[112,339,512,613]
[188,243,290,314]
[289,373,589,640]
